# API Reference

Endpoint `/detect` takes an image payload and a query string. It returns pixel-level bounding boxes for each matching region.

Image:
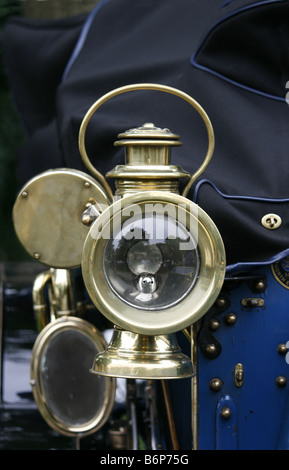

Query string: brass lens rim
[82,191,226,335]
[30,316,116,437]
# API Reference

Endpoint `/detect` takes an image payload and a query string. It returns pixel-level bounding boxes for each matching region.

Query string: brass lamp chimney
[107,121,189,197]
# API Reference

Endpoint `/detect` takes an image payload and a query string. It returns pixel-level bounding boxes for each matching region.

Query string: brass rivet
[209,318,220,331]
[277,344,288,356]
[215,297,226,308]
[255,280,266,291]
[205,344,217,356]
[84,181,91,188]
[209,378,223,392]
[220,406,232,419]
[34,253,40,260]
[276,376,287,387]
[81,213,94,226]
[261,213,282,230]
[22,191,28,198]
[224,313,237,326]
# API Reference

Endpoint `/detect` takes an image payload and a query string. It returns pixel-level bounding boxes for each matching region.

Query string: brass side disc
[13,168,110,268]
[30,316,116,437]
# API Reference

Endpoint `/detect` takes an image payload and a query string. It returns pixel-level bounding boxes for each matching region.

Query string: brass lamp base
[90,327,193,379]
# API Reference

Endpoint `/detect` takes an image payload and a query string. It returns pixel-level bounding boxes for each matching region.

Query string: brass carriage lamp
[11,82,225,443]
[79,84,226,380]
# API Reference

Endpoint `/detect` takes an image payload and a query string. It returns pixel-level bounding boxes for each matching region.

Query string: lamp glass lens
[103,208,200,310]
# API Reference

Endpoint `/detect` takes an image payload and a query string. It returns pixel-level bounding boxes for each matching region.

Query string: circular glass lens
[103,209,200,310]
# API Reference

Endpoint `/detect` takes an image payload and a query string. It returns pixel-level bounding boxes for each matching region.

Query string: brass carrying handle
[78,83,215,200]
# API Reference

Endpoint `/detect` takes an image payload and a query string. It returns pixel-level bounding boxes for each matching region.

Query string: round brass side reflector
[82,191,226,335]
[30,316,116,437]
[13,168,110,268]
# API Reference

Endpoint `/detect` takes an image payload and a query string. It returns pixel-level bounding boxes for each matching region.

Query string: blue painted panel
[198,264,289,450]
[216,395,237,450]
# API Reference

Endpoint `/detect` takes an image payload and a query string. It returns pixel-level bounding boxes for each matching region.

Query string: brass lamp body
[79,84,226,381]
[84,122,195,379]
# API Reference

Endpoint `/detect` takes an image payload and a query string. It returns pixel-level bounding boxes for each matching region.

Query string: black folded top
[2,0,289,271]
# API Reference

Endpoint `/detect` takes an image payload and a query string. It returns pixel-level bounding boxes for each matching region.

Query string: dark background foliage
[0,0,28,261]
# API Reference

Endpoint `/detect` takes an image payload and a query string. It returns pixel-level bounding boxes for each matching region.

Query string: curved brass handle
[78,83,215,200]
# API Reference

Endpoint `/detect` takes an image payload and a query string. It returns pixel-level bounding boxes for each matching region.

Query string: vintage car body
[1,0,289,451]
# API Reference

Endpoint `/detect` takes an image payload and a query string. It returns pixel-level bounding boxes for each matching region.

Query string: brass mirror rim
[82,191,226,335]
[78,83,215,199]
[30,316,116,437]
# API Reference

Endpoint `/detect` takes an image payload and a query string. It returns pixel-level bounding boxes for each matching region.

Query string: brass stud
[22,191,28,198]
[81,213,94,226]
[277,344,288,356]
[34,253,40,260]
[215,297,226,308]
[84,181,91,188]
[276,376,287,387]
[205,344,217,356]
[209,378,223,392]
[86,197,97,207]
[255,280,266,291]
[224,313,237,326]
[220,406,232,419]
[209,318,220,331]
